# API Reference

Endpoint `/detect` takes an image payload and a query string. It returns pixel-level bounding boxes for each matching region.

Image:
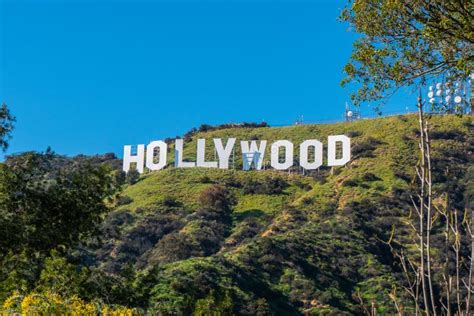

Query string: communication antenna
[427,73,472,114]
[344,102,361,122]
[294,115,304,125]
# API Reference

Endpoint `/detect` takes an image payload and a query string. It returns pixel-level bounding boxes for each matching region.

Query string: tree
[342,3,474,314]
[198,184,236,216]
[0,150,117,253]
[341,0,473,108]
[382,96,473,316]
[0,103,15,151]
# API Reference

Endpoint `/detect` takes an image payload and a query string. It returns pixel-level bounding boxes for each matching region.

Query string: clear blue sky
[1,0,415,159]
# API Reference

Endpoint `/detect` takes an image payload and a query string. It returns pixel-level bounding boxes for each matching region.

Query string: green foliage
[340,0,473,107]
[126,168,140,185]
[0,103,15,152]
[0,251,41,303]
[241,176,288,195]
[0,150,119,306]
[198,184,236,215]
[193,290,233,316]
[0,150,117,253]
[36,250,88,297]
[117,195,134,206]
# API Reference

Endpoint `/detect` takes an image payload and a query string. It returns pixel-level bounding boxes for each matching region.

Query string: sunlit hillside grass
[119,114,471,214]
[99,114,472,314]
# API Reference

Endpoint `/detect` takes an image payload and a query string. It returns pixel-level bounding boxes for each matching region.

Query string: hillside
[1,114,472,315]
[88,114,472,314]
[116,114,469,219]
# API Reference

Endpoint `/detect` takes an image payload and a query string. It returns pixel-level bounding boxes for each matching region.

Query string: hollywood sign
[123,136,350,173]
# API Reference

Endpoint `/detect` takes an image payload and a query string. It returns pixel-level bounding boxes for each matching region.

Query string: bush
[126,169,140,185]
[182,122,269,140]
[242,179,260,194]
[361,172,381,182]
[117,196,133,206]
[241,177,288,195]
[148,233,192,264]
[351,137,382,158]
[101,210,134,239]
[224,219,264,247]
[347,130,362,137]
[106,211,185,271]
[115,171,126,186]
[430,129,465,141]
[293,179,312,191]
[198,176,213,184]
[162,196,181,207]
[1,291,138,314]
[301,196,314,205]
[341,178,359,187]
[198,185,236,214]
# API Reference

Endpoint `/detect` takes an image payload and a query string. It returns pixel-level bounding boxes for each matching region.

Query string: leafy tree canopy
[0,150,117,254]
[341,0,473,107]
[0,103,15,152]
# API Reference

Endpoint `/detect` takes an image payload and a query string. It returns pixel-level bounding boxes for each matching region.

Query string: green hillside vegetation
[121,114,465,212]
[1,114,473,315]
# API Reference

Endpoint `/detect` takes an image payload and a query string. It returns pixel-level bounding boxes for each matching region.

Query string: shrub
[115,171,126,186]
[293,179,312,191]
[182,122,269,140]
[126,169,140,185]
[107,211,185,271]
[241,177,288,195]
[361,172,381,182]
[198,185,236,214]
[242,179,261,194]
[351,137,382,158]
[342,178,359,187]
[198,176,213,184]
[430,129,465,141]
[224,218,263,247]
[149,233,192,264]
[162,196,181,207]
[117,196,133,206]
[347,130,362,137]
[301,196,314,205]
[1,291,138,315]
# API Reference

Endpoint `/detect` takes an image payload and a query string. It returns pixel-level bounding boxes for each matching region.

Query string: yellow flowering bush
[2,291,22,311]
[1,291,138,315]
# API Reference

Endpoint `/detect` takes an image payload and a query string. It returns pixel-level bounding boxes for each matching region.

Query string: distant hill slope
[92,114,472,315]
